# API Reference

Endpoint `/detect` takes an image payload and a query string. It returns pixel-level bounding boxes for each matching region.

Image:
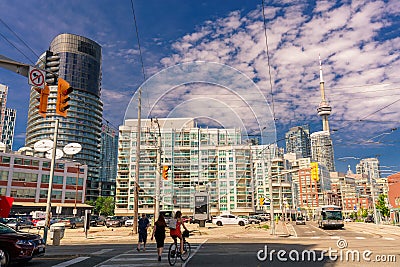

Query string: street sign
[28,66,45,89]
[353,205,357,211]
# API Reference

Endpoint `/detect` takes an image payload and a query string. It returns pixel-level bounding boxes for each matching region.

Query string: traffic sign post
[28,66,45,89]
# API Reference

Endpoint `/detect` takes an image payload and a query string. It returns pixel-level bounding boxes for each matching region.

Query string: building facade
[0,151,89,216]
[0,84,16,149]
[99,121,118,197]
[25,33,103,201]
[356,158,380,180]
[310,131,335,172]
[285,125,311,158]
[116,118,269,216]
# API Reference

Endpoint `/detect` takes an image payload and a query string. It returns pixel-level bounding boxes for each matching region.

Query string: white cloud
[156,0,400,145]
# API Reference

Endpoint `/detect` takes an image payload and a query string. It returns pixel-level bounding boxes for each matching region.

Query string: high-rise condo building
[0,83,16,149]
[285,125,311,158]
[25,33,103,201]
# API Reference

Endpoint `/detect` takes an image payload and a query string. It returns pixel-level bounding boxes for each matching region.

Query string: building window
[12,172,38,182]
[0,170,8,181]
[1,156,10,163]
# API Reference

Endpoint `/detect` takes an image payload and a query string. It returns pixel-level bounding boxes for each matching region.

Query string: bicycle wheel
[168,242,178,266]
[180,241,191,262]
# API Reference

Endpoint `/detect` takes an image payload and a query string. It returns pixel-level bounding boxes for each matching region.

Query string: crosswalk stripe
[384,237,395,240]
[51,257,90,267]
[92,249,114,255]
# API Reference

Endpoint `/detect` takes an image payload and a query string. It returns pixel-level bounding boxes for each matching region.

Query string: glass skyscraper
[25,33,103,201]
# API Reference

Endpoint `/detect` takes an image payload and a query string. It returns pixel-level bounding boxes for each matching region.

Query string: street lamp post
[74,163,81,216]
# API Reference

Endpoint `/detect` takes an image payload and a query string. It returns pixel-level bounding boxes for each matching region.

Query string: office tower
[310,131,335,172]
[25,33,103,201]
[0,83,16,149]
[285,125,311,158]
[99,121,118,197]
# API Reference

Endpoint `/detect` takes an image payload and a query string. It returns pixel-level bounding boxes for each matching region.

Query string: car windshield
[297,217,303,220]
[0,223,16,234]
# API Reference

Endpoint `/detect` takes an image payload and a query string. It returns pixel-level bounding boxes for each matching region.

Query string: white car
[212,214,248,226]
[124,219,134,227]
[344,218,353,223]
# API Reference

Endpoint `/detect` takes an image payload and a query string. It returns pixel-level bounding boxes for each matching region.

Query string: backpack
[168,218,177,230]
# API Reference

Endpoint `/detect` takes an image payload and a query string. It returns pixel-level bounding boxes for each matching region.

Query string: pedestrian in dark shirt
[151,213,167,261]
[137,213,150,251]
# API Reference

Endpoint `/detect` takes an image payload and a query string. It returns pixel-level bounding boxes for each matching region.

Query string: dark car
[106,216,128,228]
[90,215,106,226]
[59,217,84,229]
[296,216,306,225]
[0,222,45,266]
[364,215,374,223]
[6,218,34,231]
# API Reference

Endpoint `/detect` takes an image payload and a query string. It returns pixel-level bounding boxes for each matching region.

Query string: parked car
[6,218,34,231]
[248,215,261,224]
[258,214,270,221]
[90,215,106,227]
[59,217,84,229]
[295,216,306,225]
[212,214,248,226]
[106,216,128,228]
[0,222,45,266]
[364,216,374,223]
[124,218,134,227]
[36,218,60,229]
[344,218,353,223]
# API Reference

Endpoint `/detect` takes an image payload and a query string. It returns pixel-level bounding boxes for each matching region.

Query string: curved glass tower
[25,33,103,201]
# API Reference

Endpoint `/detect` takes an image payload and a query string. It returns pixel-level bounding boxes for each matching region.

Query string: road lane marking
[330,236,340,239]
[355,237,366,239]
[51,257,90,267]
[92,249,114,255]
[310,237,320,239]
[183,239,208,267]
[384,237,395,240]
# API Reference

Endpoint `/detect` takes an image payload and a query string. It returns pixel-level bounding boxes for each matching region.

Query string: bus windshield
[322,210,343,220]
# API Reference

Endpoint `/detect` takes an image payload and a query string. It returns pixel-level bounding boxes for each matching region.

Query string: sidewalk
[44,221,292,248]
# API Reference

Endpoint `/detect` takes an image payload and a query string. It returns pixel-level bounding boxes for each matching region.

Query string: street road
[22,222,399,267]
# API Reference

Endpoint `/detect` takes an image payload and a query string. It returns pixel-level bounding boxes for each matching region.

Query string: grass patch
[256,224,269,230]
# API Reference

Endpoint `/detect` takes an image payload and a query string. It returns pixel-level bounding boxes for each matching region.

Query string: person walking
[169,211,188,255]
[137,213,150,251]
[151,213,167,261]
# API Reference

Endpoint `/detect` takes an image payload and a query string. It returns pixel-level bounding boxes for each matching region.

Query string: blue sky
[0,0,399,175]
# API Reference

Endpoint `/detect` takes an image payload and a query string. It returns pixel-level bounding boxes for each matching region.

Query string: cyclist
[169,211,188,255]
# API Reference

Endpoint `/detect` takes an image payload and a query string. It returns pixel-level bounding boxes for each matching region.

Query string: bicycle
[168,230,191,266]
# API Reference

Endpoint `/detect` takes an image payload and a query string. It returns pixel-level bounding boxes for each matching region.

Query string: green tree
[376,194,389,218]
[86,196,115,216]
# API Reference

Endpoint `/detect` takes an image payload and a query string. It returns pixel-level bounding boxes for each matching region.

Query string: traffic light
[44,50,60,85]
[34,85,50,118]
[56,78,73,117]
[162,165,170,180]
[260,197,265,206]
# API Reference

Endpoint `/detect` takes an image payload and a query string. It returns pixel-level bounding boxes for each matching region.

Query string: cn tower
[317,55,332,132]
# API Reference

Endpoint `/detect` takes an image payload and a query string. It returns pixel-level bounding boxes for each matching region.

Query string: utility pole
[133,88,142,234]
[153,118,161,221]
[268,149,275,235]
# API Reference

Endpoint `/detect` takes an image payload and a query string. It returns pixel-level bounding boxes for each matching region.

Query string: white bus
[316,205,344,229]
